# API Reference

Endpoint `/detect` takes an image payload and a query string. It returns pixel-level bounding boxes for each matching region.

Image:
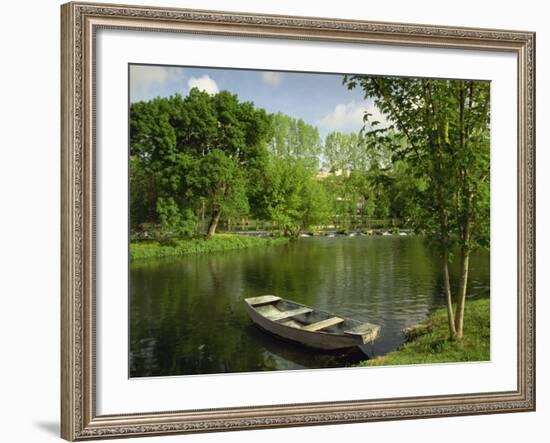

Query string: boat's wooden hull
[245,303,366,350]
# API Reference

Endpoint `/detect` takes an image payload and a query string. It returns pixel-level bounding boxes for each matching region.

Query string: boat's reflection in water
[246,324,372,372]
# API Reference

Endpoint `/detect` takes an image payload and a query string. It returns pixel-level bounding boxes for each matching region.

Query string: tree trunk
[206,210,221,238]
[454,246,470,338]
[443,249,457,338]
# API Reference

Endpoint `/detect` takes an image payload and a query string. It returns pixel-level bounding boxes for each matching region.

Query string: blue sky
[129,64,385,139]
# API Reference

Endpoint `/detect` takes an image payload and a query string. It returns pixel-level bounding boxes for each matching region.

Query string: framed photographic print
[61,1,536,440]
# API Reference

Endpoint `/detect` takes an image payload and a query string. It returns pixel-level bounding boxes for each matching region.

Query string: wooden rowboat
[245,295,380,351]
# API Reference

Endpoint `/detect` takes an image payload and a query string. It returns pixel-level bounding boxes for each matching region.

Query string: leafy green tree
[156,197,197,237]
[262,157,330,236]
[129,155,158,229]
[130,89,272,237]
[186,150,249,236]
[129,98,185,234]
[269,113,322,166]
[344,75,490,339]
[387,160,426,222]
[301,179,332,229]
[323,131,401,228]
[324,131,369,172]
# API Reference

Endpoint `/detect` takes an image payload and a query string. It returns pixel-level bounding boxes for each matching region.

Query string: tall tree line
[130,91,419,239]
[130,91,334,238]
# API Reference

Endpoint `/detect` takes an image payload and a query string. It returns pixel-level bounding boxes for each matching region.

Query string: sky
[129,64,386,139]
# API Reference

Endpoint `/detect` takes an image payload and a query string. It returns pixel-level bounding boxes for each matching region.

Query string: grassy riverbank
[360,297,490,367]
[130,233,289,260]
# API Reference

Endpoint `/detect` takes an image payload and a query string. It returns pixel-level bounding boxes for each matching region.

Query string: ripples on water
[130,236,490,377]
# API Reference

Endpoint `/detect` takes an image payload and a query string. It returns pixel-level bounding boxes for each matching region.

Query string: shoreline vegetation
[130,233,289,261]
[359,297,490,367]
[129,228,411,261]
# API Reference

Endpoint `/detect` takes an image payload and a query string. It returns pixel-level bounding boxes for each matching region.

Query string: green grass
[360,297,490,367]
[130,233,289,260]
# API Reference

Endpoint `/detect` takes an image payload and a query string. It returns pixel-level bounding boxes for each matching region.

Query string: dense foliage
[343,75,490,338]
[130,89,272,237]
[130,90,422,239]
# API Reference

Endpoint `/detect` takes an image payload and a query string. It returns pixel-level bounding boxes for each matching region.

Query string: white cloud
[187,75,219,95]
[130,65,184,102]
[317,100,388,133]
[260,71,285,87]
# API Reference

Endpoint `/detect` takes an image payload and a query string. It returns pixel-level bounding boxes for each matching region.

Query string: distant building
[316,169,351,179]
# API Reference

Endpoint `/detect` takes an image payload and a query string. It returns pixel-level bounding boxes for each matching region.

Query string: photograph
[128,64,491,378]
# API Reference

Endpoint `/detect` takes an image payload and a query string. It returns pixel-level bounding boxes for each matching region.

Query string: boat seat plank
[245,295,281,307]
[265,307,312,321]
[302,317,344,332]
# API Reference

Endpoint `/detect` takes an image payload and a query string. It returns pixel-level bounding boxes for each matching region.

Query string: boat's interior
[248,295,357,334]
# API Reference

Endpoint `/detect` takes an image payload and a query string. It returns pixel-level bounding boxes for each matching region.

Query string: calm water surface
[130,236,489,377]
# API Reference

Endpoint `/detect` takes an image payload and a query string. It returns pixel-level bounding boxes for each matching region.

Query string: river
[130,235,490,377]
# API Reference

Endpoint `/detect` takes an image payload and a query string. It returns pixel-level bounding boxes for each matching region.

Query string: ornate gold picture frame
[61,2,535,440]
